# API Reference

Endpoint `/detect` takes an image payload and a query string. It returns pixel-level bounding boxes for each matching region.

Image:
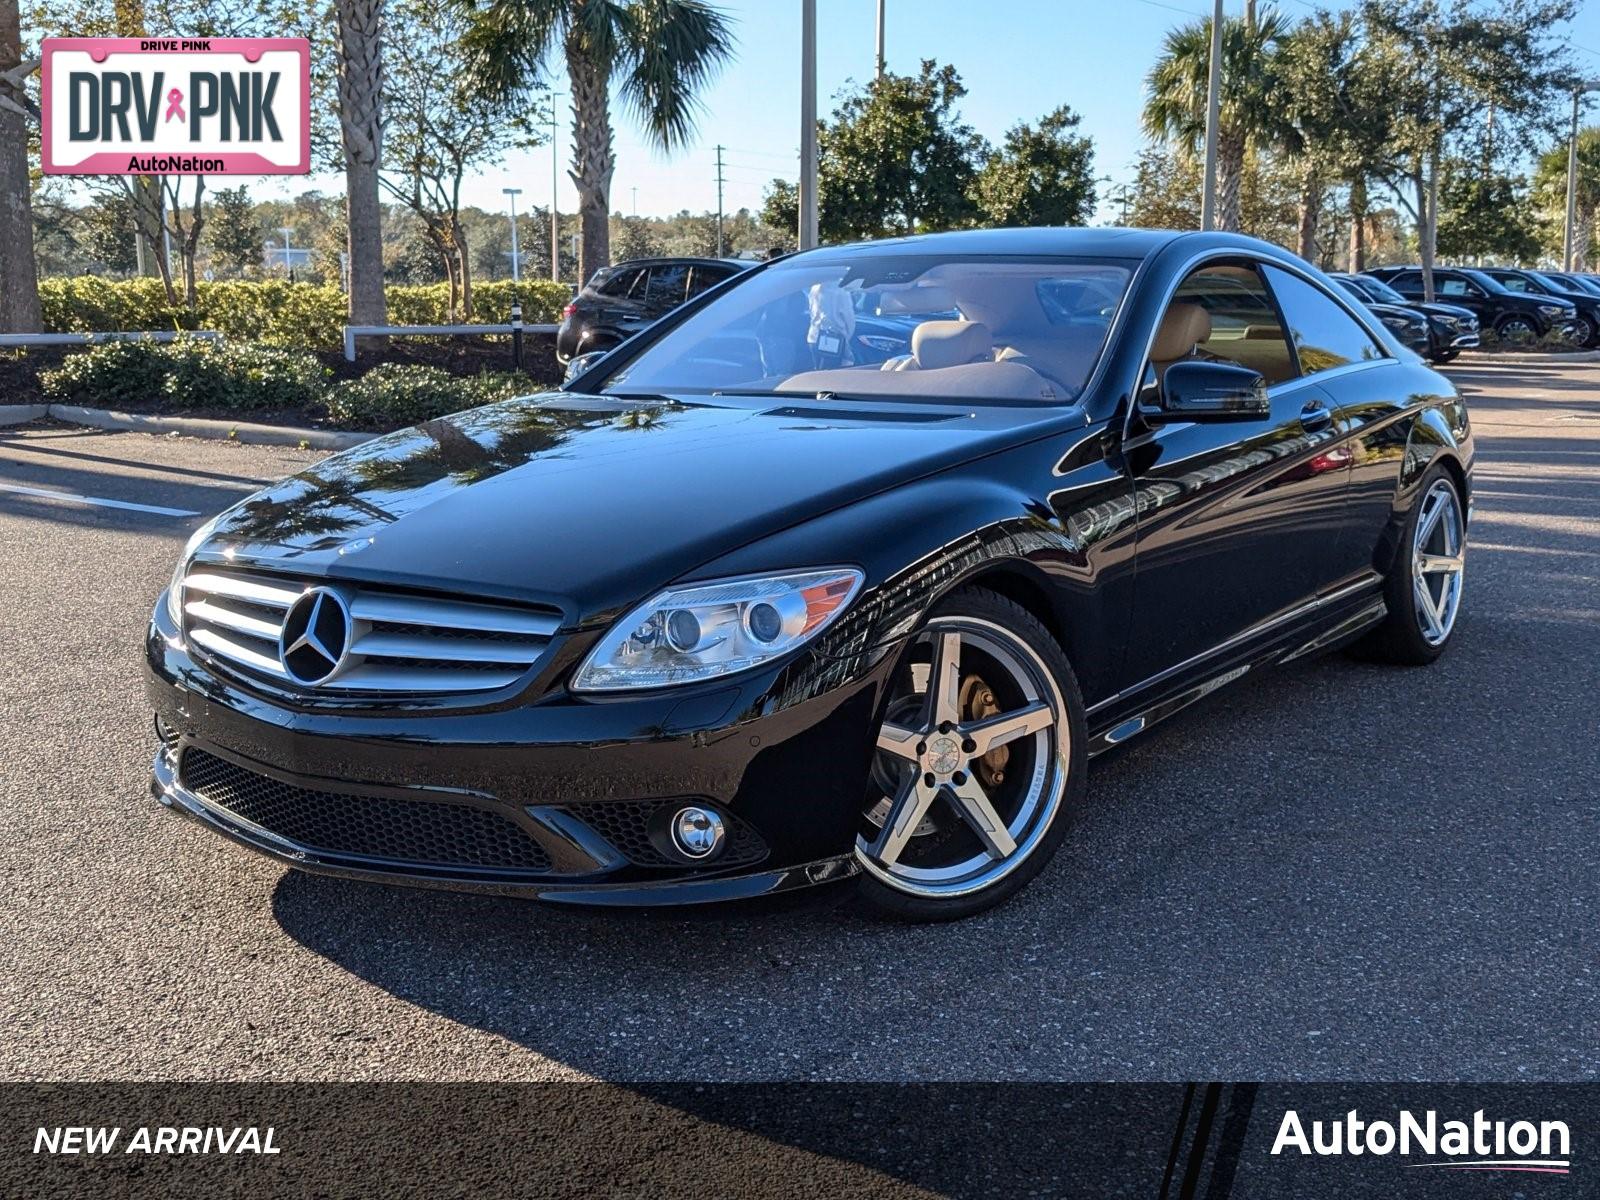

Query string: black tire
[1428,349,1458,364]
[1494,314,1539,343]
[1358,464,1466,666]
[855,587,1088,921]
[1575,316,1599,348]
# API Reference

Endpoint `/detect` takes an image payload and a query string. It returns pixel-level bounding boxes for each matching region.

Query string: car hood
[1409,301,1476,322]
[196,392,1077,623]
[1369,302,1423,324]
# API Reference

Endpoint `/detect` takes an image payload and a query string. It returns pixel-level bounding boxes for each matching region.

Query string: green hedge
[39,277,572,352]
[37,338,541,431]
[39,338,332,412]
[324,363,535,429]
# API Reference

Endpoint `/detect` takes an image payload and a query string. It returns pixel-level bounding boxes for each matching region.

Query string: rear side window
[1388,271,1423,291]
[645,264,691,306]
[687,265,734,298]
[1171,265,1296,385]
[1262,266,1386,375]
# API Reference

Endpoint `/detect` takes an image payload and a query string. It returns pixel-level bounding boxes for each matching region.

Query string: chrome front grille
[180,566,560,695]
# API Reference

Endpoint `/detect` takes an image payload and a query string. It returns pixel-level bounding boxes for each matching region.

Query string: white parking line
[0,481,201,518]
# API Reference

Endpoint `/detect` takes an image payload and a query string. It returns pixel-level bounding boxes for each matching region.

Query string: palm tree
[1143,7,1289,233]
[460,0,735,287]
[1536,129,1600,271]
[336,0,388,331]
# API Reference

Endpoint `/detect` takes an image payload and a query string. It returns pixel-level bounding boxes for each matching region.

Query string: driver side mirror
[562,349,611,386]
[1139,359,1269,424]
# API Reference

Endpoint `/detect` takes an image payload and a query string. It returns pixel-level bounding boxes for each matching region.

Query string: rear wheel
[855,588,1086,921]
[1360,466,1466,665]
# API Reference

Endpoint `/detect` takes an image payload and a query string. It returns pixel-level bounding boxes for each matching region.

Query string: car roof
[606,257,752,270]
[786,226,1184,260]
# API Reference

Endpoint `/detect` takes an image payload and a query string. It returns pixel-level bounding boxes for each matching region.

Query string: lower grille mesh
[180,750,551,872]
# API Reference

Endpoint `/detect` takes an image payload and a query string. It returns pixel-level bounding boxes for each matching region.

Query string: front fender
[692,430,1135,706]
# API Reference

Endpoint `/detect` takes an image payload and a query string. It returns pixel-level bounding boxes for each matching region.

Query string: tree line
[1,0,1594,334]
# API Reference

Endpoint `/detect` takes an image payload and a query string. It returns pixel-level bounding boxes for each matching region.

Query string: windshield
[1334,279,1372,305]
[1524,270,1572,295]
[601,253,1137,404]
[1356,275,1407,304]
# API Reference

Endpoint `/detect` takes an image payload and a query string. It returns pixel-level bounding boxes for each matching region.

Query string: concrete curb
[38,404,374,450]
[0,403,49,425]
[1465,350,1600,365]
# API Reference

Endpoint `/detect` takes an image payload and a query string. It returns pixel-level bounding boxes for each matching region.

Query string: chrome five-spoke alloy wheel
[1412,478,1465,646]
[857,616,1069,900]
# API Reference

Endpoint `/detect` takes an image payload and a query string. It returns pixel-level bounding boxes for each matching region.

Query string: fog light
[670,806,725,860]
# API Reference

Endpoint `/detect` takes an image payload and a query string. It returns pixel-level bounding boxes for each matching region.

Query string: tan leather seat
[1150,302,1211,380]
[911,320,993,370]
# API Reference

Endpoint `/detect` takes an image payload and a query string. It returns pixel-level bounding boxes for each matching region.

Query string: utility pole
[875,0,885,79]
[632,186,638,216]
[799,0,819,249]
[278,225,295,281]
[503,187,522,282]
[1200,0,1223,231]
[714,144,726,256]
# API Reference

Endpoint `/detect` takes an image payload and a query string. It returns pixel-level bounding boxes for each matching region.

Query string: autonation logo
[1272,1109,1571,1175]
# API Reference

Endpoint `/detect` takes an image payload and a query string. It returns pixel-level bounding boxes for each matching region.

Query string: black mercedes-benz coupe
[148,229,1472,920]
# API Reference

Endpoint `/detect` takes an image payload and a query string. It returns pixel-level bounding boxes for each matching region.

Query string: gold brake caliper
[960,675,1008,789]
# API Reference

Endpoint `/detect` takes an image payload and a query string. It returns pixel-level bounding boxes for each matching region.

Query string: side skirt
[1084,595,1388,759]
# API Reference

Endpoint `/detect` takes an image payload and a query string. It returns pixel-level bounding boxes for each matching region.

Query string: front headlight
[1380,314,1411,331]
[571,568,864,692]
[164,516,220,628]
[1539,304,1566,317]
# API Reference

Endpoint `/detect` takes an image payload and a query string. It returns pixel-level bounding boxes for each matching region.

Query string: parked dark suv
[1368,265,1578,344]
[556,257,754,363]
[1330,272,1479,363]
[1475,267,1600,347]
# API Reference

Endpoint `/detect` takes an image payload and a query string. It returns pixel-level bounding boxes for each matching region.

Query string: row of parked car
[554,255,1600,376]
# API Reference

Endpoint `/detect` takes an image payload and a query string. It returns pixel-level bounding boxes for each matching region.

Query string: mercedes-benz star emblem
[278,587,353,686]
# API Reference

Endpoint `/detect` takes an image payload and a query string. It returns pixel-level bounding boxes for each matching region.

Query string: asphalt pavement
[1,359,1595,1083]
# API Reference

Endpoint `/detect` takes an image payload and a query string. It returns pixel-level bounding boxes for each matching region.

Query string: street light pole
[279,225,295,281]
[875,0,885,80]
[799,0,818,249]
[1200,0,1223,231]
[1563,82,1600,271]
[503,187,522,282]
[549,97,563,283]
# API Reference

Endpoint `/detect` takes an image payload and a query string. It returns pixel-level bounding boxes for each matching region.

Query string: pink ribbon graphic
[164,88,185,123]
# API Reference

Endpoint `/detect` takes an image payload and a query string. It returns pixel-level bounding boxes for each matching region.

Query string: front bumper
[146,600,888,906]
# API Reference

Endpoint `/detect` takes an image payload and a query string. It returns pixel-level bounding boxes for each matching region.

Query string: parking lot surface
[2,358,1596,1082]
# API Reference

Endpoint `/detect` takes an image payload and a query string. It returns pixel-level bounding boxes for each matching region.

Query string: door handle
[1299,400,1333,433]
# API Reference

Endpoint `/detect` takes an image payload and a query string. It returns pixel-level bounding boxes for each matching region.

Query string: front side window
[1492,272,1533,293]
[1435,274,1478,297]
[602,254,1137,404]
[598,267,644,298]
[1164,264,1295,385]
[1263,265,1386,375]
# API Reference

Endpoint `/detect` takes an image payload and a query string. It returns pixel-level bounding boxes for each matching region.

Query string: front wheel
[1495,314,1539,343]
[1360,466,1466,665]
[855,588,1086,921]
[1573,316,1598,347]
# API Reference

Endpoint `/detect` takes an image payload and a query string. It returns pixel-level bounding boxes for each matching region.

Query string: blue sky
[302,0,1600,223]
